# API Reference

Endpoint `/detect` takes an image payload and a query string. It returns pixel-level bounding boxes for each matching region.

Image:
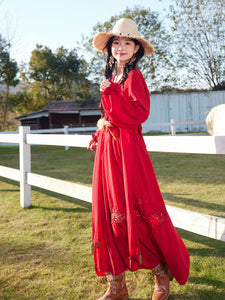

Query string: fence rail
[0,119,207,142]
[0,126,97,147]
[0,126,225,242]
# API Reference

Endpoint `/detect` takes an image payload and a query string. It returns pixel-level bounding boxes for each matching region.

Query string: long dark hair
[104,36,144,86]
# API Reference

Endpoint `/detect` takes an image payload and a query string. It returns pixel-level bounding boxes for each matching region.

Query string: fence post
[64,125,69,150]
[170,119,176,135]
[19,126,31,208]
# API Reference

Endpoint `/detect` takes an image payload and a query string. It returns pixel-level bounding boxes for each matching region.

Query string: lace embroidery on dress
[142,206,170,229]
[111,209,126,224]
[111,206,169,228]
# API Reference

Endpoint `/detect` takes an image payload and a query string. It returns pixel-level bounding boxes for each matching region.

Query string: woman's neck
[116,64,124,76]
[114,63,126,83]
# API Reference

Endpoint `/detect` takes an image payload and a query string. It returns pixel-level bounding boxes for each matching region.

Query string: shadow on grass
[187,246,225,258]
[3,177,224,215]
[30,204,91,213]
[177,228,225,259]
[0,177,92,212]
[162,192,225,216]
[0,177,20,186]
[177,228,225,246]
[0,188,20,192]
[188,275,225,288]
[31,186,92,212]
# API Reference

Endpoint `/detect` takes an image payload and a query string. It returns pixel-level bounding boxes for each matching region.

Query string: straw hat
[93,18,154,55]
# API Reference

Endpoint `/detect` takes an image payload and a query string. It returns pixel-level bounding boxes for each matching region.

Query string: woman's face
[111,37,139,65]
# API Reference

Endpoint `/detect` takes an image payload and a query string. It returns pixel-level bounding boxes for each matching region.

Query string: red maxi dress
[91,68,190,285]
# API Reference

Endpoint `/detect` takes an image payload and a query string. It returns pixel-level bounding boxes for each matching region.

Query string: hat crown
[112,18,139,37]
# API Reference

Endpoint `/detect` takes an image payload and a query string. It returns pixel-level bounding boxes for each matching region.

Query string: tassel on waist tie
[97,117,117,140]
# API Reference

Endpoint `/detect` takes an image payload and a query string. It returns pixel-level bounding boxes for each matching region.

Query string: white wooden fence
[0,126,98,147]
[0,126,225,242]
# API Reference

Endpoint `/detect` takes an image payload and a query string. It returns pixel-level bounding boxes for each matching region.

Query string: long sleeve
[101,69,150,127]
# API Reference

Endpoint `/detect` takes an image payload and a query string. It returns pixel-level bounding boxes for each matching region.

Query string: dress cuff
[101,82,121,95]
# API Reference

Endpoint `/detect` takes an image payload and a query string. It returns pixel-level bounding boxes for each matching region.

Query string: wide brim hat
[93,18,155,55]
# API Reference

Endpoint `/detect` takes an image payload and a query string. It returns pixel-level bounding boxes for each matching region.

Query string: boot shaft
[96,272,129,300]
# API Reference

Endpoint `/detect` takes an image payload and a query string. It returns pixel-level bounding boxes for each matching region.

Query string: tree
[80,7,174,92]
[0,34,8,66]
[20,45,95,113]
[168,0,225,89]
[0,34,19,130]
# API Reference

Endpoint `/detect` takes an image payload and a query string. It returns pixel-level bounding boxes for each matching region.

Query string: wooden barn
[16,100,101,130]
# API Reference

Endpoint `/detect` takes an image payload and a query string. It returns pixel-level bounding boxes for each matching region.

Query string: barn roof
[43,100,99,111]
[16,100,100,120]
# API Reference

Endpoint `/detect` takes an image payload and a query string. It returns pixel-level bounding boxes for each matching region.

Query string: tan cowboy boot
[96,272,129,300]
[151,263,173,300]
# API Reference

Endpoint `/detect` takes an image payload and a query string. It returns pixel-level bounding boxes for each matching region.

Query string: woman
[89,18,190,300]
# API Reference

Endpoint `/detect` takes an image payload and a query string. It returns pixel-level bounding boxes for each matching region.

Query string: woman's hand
[100,79,111,92]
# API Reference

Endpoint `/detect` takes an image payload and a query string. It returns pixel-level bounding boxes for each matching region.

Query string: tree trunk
[2,83,9,131]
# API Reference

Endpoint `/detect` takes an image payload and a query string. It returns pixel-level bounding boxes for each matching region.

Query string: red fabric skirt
[92,125,190,285]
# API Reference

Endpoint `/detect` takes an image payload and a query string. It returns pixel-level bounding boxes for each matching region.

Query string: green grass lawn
[0,145,225,299]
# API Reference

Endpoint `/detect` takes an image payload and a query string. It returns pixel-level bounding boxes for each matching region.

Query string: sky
[0,0,169,64]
